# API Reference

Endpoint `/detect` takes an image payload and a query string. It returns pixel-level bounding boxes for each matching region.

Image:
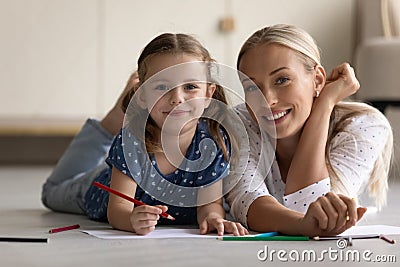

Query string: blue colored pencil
[255,231,279,237]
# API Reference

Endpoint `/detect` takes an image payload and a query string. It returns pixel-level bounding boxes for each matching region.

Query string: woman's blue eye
[276,77,289,85]
[155,84,169,91]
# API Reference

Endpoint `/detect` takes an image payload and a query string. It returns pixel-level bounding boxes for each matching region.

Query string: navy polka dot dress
[85,120,230,224]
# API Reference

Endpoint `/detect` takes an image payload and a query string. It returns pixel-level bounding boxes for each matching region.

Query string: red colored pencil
[379,235,396,244]
[93,181,175,220]
[49,224,80,234]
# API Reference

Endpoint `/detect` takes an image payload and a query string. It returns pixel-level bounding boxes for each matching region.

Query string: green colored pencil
[217,235,309,241]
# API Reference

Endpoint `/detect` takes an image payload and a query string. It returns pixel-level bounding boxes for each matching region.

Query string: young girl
[226,24,393,237]
[43,33,247,236]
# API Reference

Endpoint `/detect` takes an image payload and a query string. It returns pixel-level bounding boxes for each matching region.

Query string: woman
[226,24,393,237]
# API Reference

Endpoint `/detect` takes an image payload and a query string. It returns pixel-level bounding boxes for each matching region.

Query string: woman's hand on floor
[298,192,367,237]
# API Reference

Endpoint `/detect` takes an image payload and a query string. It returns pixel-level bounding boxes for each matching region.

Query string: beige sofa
[354,0,400,177]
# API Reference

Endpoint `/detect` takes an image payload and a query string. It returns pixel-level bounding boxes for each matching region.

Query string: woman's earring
[315,90,320,98]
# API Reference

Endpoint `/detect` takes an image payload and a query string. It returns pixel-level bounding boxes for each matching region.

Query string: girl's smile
[136,54,216,136]
[164,108,191,116]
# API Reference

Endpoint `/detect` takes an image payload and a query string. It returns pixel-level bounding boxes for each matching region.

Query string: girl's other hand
[130,205,168,235]
[199,216,249,236]
[298,192,367,237]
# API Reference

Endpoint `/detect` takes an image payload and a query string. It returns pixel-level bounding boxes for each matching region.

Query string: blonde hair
[122,33,230,159]
[327,102,393,209]
[237,24,320,71]
[237,24,394,209]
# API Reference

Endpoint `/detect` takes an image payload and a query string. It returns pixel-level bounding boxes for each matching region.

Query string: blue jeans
[41,119,114,214]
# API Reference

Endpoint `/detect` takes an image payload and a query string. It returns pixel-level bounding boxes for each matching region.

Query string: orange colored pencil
[93,181,175,220]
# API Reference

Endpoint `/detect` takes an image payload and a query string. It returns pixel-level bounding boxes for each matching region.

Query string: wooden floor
[0,166,399,267]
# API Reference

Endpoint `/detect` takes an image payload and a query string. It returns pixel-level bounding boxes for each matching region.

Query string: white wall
[0,0,355,120]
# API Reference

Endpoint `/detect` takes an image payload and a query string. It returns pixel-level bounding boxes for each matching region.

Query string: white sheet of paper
[82,227,219,239]
[82,225,400,240]
[339,225,400,237]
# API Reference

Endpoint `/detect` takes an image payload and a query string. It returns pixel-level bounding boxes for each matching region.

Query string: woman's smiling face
[239,43,317,139]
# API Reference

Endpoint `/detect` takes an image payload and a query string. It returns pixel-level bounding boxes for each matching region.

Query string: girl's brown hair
[122,33,229,159]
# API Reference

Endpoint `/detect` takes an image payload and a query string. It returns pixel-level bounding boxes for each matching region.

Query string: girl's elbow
[106,206,119,228]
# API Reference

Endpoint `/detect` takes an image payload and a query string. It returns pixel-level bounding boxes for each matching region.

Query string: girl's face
[138,53,215,136]
[239,43,322,140]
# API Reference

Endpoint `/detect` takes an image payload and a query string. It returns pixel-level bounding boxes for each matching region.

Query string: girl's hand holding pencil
[93,182,175,220]
[93,182,174,235]
[130,205,169,235]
